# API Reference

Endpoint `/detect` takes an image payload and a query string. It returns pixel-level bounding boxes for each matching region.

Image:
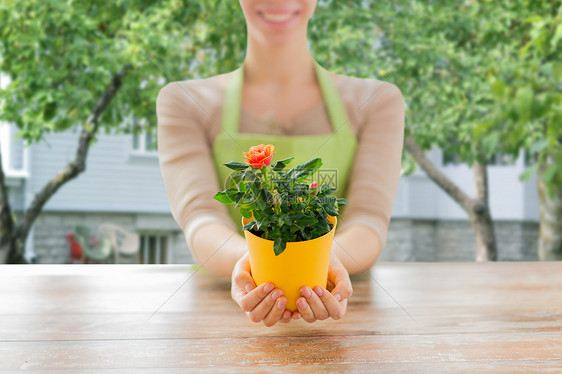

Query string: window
[0,123,29,177]
[442,150,462,166]
[132,131,156,154]
[443,151,516,167]
[524,149,537,167]
[130,117,157,155]
[138,233,170,264]
[486,152,516,166]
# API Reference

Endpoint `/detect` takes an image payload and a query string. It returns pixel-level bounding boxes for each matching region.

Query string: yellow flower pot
[242,215,337,312]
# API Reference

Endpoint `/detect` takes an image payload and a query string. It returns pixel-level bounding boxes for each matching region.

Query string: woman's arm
[332,225,382,275]
[156,81,244,277]
[189,221,247,277]
[335,81,406,274]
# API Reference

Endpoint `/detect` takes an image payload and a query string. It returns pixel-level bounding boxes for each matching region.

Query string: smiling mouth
[257,11,299,23]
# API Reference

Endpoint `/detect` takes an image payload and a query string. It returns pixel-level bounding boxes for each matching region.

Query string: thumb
[329,266,353,301]
[232,253,256,295]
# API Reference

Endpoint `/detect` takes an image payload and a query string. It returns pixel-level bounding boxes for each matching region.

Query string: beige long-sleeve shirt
[156,70,405,257]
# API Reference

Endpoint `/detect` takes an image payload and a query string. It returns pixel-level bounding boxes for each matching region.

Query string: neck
[243,34,316,90]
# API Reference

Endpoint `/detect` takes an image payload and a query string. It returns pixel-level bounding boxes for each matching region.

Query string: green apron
[212,59,358,235]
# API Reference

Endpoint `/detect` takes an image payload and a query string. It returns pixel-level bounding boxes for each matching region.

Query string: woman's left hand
[291,253,353,322]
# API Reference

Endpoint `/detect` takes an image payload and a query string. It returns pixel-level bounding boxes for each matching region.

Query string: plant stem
[261,166,268,189]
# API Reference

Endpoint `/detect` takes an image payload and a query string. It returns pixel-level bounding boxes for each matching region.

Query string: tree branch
[404,135,475,212]
[9,65,133,258]
[0,144,16,263]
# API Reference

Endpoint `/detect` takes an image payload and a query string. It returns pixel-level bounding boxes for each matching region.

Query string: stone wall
[30,212,191,265]
[21,212,539,264]
[379,219,539,262]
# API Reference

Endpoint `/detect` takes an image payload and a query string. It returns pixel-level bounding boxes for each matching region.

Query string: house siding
[31,129,173,214]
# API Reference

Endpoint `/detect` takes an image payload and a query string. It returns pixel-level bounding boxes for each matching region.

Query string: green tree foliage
[1,0,207,143]
[0,0,373,263]
[366,0,561,260]
[478,3,561,199]
[365,0,561,194]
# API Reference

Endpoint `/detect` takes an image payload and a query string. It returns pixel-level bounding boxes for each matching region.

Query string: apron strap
[313,60,349,134]
[221,65,244,135]
[221,59,350,134]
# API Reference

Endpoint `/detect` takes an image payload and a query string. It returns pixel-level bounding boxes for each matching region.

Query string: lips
[257,10,299,24]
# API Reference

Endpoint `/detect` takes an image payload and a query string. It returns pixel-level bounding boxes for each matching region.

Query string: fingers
[280,309,292,323]
[239,282,275,313]
[296,296,315,323]
[295,285,347,322]
[328,262,353,302]
[262,296,287,327]
[326,278,336,292]
[246,287,284,324]
[231,253,255,304]
[231,254,292,326]
[300,286,330,321]
[330,281,353,303]
[312,286,345,320]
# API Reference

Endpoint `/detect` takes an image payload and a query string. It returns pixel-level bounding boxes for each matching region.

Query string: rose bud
[308,182,319,196]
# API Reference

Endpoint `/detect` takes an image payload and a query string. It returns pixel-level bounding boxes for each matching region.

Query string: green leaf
[235,192,254,209]
[319,184,336,196]
[316,218,331,233]
[294,215,318,228]
[324,205,339,217]
[552,24,562,50]
[490,79,505,98]
[482,132,500,156]
[529,139,547,155]
[515,85,534,122]
[243,220,256,231]
[281,202,291,214]
[43,101,57,121]
[300,228,312,240]
[522,15,542,24]
[259,188,273,205]
[242,169,256,182]
[213,191,235,204]
[223,161,249,171]
[240,208,253,219]
[336,198,350,206]
[519,164,538,182]
[250,178,261,197]
[229,173,244,187]
[268,226,281,239]
[274,237,286,256]
[541,163,557,184]
[289,158,322,181]
[272,157,294,171]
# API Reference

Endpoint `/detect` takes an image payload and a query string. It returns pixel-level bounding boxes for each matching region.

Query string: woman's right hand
[231,252,293,327]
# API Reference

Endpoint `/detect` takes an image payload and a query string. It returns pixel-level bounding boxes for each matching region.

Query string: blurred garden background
[0,0,560,264]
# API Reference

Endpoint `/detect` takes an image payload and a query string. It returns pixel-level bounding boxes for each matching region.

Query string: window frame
[138,232,172,264]
[0,123,30,178]
[130,116,157,157]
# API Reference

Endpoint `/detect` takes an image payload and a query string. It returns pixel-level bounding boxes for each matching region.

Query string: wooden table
[0,262,561,372]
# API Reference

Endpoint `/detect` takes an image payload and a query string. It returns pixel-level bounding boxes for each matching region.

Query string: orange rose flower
[243,144,275,169]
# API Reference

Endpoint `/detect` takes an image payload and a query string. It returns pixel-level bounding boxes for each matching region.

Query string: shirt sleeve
[156,81,237,251]
[337,82,405,250]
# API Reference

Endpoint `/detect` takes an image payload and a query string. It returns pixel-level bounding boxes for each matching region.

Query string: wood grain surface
[0,262,561,372]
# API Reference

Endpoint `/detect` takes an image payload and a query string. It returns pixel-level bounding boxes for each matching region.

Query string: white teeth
[261,13,294,23]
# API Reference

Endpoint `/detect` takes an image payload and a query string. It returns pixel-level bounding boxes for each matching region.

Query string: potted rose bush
[213,144,349,311]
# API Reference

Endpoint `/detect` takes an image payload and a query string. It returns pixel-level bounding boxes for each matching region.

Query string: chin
[240,0,317,42]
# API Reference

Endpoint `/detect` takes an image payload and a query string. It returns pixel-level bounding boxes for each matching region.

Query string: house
[1,121,188,264]
[1,116,540,264]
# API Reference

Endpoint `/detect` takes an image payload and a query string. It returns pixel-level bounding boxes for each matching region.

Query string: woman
[156,0,405,326]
